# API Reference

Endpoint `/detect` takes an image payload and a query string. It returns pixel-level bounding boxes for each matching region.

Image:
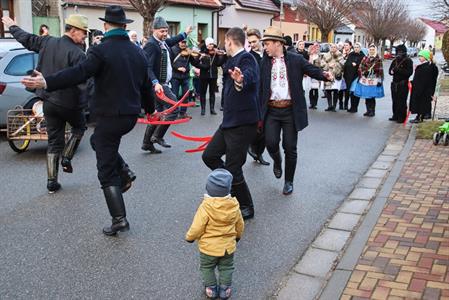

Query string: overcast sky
[405,0,435,19]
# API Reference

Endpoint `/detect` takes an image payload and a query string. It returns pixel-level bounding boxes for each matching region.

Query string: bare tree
[355,0,409,53]
[295,0,357,42]
[128,0,168,37]
[405,19,427,47]
[430,0,449,20]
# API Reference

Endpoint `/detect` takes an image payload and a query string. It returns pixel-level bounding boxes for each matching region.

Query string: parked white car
[0,47,39,127]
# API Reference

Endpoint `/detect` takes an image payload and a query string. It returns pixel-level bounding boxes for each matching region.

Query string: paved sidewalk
[340,139,449,299]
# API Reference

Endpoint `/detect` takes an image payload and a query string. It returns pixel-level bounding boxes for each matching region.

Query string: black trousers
[90,115,137,188]
[43,101,86,154]
[200,78,217,110]
[264,107,298,182]
[309,89,318,107]
[391,80,409,122]
[202,123,257,184]
[250,130,266,156]
[325,90,339,108]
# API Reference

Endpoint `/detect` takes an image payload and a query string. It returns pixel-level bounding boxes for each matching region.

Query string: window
[293,33,299,41]
[167,22,180,37]
[0,0,14,38]
[5,53,38,76]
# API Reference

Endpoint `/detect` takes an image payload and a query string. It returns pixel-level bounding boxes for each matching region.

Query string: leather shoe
[150,136,171,148]
[248,148,258,161]
[257,154,270,166]
[283,181,294,195]
[388,117,397,121]
[273,160,282,179]
[103,217,130,236]
[141,143,162,153]
[241,207,254,220]
[61,157,73,173]
[47,180,61,194]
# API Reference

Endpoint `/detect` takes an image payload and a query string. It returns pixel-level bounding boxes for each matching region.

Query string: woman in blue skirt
[354,44,384,117]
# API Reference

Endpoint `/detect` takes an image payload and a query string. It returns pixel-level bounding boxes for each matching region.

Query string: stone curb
[272,124,415,300]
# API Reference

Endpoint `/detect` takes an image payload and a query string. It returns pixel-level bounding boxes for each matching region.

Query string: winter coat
[196,50,226,79]
[171,45,197,80]
[388,55,413,82]
[10,26,87,110]
[296,49,310,61]
[343,51,365,86]
[409,62,439,114]
[185,195,244,257]
[259,51,328,131]
[321,51,343,88]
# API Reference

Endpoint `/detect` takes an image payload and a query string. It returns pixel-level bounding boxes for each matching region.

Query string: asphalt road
[0,61,401,299]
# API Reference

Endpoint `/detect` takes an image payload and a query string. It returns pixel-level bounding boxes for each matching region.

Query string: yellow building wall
[309,24,333,42]
[271,20,308,42]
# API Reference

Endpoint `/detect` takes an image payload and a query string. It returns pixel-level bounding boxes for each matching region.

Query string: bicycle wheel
[8,116,31,153]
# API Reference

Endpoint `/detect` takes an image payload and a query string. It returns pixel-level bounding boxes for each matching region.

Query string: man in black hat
[141,16,193,153]
[22,5,154,236]
[388,44,413,123]
[2,14,89,194]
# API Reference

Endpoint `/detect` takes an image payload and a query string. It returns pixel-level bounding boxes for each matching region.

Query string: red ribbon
[156,89,195,107]
[171,130,212,153]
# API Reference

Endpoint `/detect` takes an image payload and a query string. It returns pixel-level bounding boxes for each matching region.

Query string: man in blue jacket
[21,6,154,236]
[141,17,192,153]
[259,27,332,195]
[202,27,260,220]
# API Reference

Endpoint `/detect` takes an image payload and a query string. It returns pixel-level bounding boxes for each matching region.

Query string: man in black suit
[202,27,260,220]
[259,27,332,195]
[22,6,154,236]
[141,17,193,153]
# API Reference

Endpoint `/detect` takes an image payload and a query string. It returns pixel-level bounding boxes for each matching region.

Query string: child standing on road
[186,169,244,299]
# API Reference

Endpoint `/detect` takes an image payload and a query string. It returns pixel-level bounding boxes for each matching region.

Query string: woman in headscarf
[344,42,365,113]
[321,43,343,112]
[308,43,321,109]
[354,44,384,117]
[409,50,439,123]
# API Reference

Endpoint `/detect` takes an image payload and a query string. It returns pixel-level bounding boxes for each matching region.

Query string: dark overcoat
[409,62,439,114]
[259,51,327,131]
[45,34,154,116]
[343,51,365,86]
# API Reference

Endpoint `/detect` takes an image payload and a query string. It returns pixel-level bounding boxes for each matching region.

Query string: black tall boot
[283,158,296,195]
[61,133,83,173]
[141,125,161,153]
[118,155,136,193]
[200,97,206,115]
[325,92,333,111]
[367,99,376,117]
[349,96,359,113]
[269,151,283,179]
[102,186,129,236]
[338,91,344,110]
[210,97,217,115]
[151,125,171,148]
[47,153,61,193]
[231,181,254,220]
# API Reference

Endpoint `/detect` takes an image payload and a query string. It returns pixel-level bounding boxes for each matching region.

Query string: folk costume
[42,6,154,235]
[259,27,328,195]
[321,48,343,112]
[202,42,260,220]
[388,45,413,123]
[9,15,88,193]
[141,16,188,152]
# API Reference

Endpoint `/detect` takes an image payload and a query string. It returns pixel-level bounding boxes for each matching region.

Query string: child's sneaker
[205,285,218,299]
[219,285,232,299]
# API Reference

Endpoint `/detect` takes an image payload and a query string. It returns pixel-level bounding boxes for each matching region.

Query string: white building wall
[219,6,274,34]
[419,22,436,49]
[14,0,33,32]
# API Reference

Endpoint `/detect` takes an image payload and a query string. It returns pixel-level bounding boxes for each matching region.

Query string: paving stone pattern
[341,139,449,300]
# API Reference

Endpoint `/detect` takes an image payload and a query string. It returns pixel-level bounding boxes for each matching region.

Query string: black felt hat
[99,5,134,24]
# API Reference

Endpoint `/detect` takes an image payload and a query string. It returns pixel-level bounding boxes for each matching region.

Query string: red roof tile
[235,0,279,12]
[272,4,307,23]
[419,18,448,34]
[66,0,220,9]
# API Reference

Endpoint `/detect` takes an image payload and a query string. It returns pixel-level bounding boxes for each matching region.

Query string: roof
[234,0,279,13]
[334,24,354,34]
[65,0,220,9]
[419,18,448,34]
[272,4,307,23]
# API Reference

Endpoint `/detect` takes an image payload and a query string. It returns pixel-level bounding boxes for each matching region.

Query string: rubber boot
[151,125,171,148]
[210,97,217,115]
[102,186,129,236]
[61,133,83,173]
[47,153,61,193]
[141,125,161,153]
[200,97,206,115]
[231,180,254,220]
[270,151,283,179]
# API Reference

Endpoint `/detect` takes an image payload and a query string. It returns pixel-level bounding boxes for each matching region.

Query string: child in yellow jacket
[186,168,244,300]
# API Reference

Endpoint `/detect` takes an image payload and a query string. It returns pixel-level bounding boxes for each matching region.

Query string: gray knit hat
[206,169,233,197]
[153,16,168,29]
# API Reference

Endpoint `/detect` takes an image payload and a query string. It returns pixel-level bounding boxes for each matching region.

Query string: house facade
[216,0,279,47]
[0,0,33,38]
[271,4,308,43]
[418,18,448,50]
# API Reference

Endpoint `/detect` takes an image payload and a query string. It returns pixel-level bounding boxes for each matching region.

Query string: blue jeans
[171,78,190,114]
